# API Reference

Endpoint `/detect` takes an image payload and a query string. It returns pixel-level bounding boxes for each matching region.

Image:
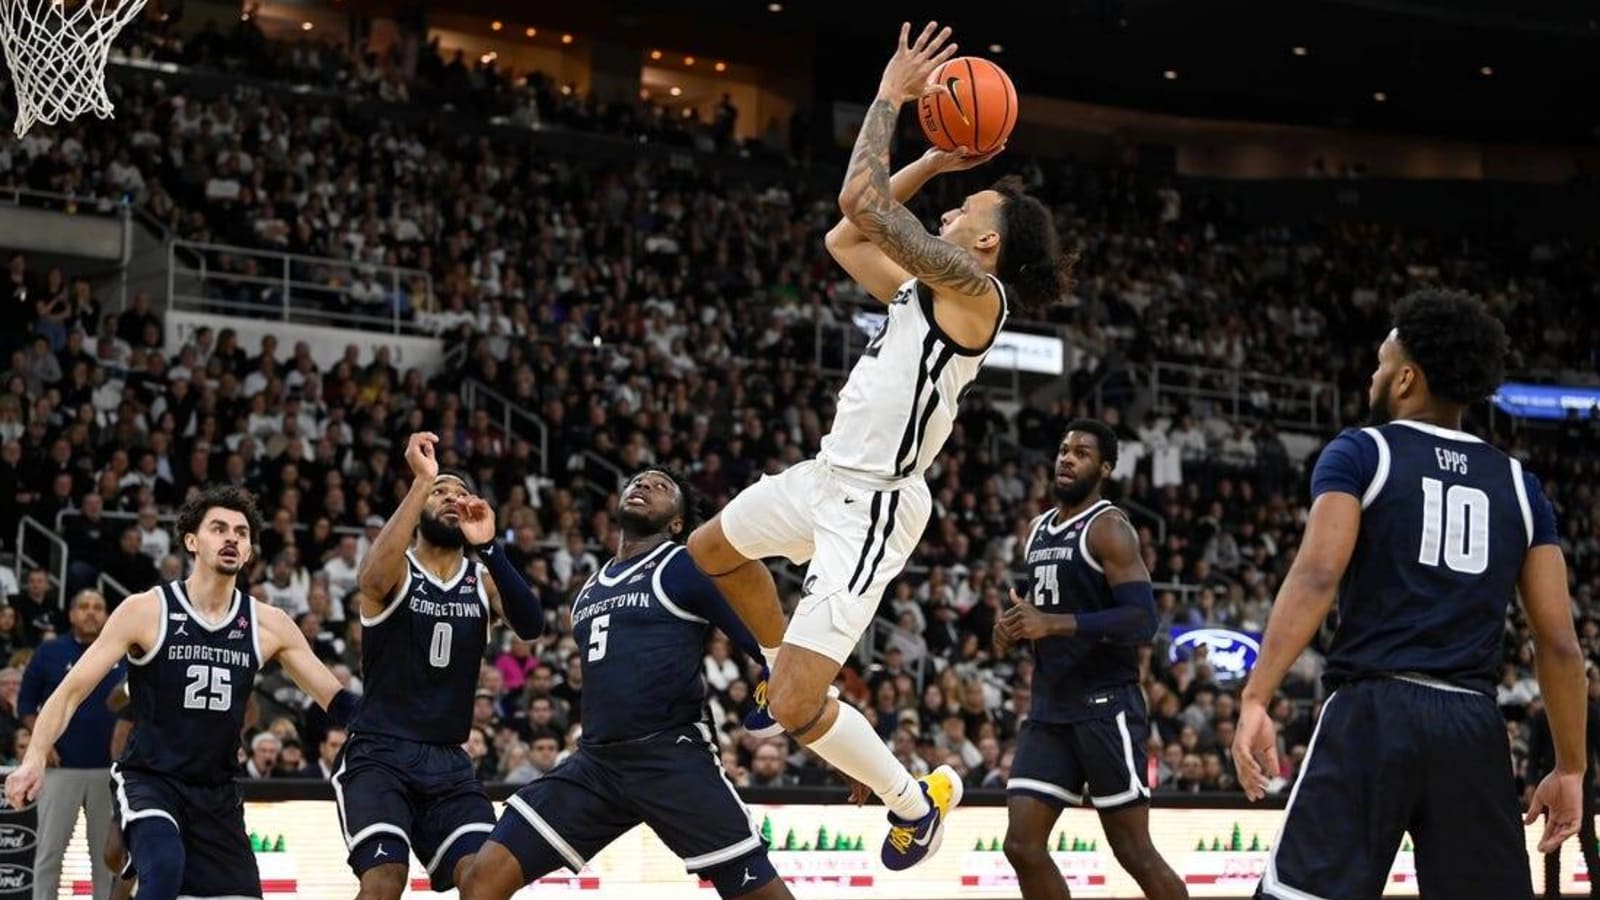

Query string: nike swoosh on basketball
[945,77,971,125]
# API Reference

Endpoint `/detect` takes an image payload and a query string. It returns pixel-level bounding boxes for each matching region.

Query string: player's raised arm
[827,147,998,303]
[1518,478,1586,852]
[5,590,159,807]
[356,431,438,617]
[837,24,998,305]
[459,496,545,640]
[255,601,359,725]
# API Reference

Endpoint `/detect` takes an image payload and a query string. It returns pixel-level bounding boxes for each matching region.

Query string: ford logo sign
[0,824,34,852]
[1169,628,1261,682]
[0,864,31,891]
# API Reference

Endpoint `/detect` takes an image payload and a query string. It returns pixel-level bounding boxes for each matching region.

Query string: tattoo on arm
[841,98,991,296]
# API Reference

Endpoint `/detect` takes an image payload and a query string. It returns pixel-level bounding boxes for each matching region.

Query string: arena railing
[460,378,550,474]
[166,238,434,336]
[12,516,68,609]
[1147,361,1339,433]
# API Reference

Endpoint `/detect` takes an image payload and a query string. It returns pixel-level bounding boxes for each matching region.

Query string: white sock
[760,645,782,671]
[807,701,931,821]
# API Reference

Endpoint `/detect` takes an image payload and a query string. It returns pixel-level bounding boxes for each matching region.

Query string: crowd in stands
[1,9,1598,798]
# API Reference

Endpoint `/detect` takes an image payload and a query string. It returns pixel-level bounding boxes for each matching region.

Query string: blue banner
[1492,382,1600,421]
[1168,627,1261,683]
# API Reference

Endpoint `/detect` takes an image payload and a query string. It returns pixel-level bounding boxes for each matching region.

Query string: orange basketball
[918,56,1017,154]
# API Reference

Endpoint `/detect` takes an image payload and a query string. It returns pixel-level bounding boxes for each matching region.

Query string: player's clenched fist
[405,432,440,481]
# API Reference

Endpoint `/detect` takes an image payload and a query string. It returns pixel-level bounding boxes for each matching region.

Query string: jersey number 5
[588,614,611,662]
[1418,477,1490,575]
[182,665,231,711]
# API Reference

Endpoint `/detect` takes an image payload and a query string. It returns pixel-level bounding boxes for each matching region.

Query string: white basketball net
[0,0,147,137]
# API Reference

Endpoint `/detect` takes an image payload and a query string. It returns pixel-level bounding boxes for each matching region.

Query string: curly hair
[1063,418,1120,470]
[628,466,704,537]
[175,484,263,545]
[992,175,1077,312]
[1393,289,1508,405]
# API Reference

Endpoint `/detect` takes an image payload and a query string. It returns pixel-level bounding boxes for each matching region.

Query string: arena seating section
[2,14,1598,800]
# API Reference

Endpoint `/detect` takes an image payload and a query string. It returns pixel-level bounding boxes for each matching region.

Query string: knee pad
[701,849,779,898]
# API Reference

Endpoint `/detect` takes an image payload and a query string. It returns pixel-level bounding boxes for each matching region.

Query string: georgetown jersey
[121,581,260,784]
[352,549,489,744]
[1021,500,1142,723]
[1314,420,1559,695]
[820,277,1009,483]
[571,541,726,745]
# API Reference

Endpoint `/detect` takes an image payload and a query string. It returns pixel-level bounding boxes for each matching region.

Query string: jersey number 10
[1418,477,1490,575]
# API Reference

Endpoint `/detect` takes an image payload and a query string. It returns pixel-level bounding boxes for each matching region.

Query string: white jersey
[820,276,1008,483]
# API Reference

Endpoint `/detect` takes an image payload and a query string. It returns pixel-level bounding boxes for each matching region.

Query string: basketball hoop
[0,0,148,137]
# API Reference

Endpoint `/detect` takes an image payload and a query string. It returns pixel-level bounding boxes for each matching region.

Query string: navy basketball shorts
[489,723,775,898]
[332,732,495,891]
[109,763,261,898]
[1259,677,1533,900]
[1008,711,1152,812]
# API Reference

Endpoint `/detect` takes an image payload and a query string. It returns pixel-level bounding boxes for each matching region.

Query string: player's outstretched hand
[1525,770,1584,853]
[922,144,1006,174]
[4,760,43,809]
[877,21,959,105]
[460,496,496,547]
[847,778,873,807]
[404,432,440,482]
[1232,699,1280,802]
[999,588,1051,641]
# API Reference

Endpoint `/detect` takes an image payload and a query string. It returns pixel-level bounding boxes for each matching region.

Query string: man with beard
[338,432,545,900]
[460,468,792,900]
[994,419,1185,900]
[5,486,358,900]
[1233,290,1584,899]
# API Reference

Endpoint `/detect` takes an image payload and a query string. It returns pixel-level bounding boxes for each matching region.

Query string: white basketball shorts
[720,458,932,664]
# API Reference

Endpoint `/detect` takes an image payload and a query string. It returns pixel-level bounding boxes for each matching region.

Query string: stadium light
[650,50,662,60]
[1163,69,1178,80]
[491,20,502,31]
[987,43,1003,54]
[524,27,536,38]
[768,3,783,12]
[714,61,727,72]
[669,86,683,97]
[300,20,313,31]
[561,33,573,44]
[1480,65,1494,76]
[684,56,695,66]
[1373,91,1387,102]
[1292,45,1307,56]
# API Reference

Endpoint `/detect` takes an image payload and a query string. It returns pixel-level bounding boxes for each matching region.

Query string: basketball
[918,56,1018,153]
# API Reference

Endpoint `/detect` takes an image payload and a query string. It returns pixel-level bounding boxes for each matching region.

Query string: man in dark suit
[300,726,347,780]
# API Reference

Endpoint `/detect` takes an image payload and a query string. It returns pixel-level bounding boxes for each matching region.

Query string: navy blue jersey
[1021,500,1140,723]
[121,581,261,785]
[571,541,727,745]
[352,549,490,744]
[1314,420,1559,695]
